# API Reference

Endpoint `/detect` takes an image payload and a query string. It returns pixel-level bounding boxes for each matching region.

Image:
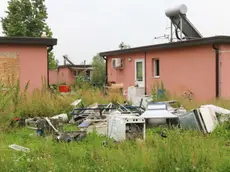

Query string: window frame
[153,58,160,78]
[72,70,77,77]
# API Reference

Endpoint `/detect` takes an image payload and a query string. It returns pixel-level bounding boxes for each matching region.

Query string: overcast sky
[0,0,230,64]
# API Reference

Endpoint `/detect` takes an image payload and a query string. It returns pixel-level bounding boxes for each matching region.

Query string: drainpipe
[212,44,219,98]
[102,56,108,86]
[144,52,147,95]
[47,46,53,88]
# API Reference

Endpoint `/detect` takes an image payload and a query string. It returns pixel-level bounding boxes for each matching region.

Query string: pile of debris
[179,104,230,134]
[72,99,230,141]
[11,113,87,143]
[11,98,230,143]
[69,99,146,141]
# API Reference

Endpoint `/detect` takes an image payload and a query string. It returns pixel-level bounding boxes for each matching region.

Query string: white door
[135,59,145,87]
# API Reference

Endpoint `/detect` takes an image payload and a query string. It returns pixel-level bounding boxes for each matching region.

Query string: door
[135,59,145,87]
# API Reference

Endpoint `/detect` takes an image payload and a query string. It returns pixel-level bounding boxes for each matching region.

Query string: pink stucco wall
[108,52,144,87]
[219,45,230,99]
[49,70,58,85]
[49,67,75,85]
[107,45,217,101]
[0,45,47,93]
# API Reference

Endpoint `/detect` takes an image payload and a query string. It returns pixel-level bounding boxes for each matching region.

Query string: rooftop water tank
[165,4,187,17]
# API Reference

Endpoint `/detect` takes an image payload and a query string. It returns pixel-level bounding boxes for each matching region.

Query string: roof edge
[0,36,57,46]
[99,35,230,56]
[57,64,93,68]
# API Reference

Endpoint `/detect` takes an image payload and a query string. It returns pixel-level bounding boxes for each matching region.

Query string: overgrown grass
[151,80,230,111]
[0,125,229,172]
[0,82,125,129]
[0,82,229,171]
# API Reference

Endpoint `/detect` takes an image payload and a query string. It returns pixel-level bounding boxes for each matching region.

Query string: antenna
[165,4,202,41]
[154,34,170,40]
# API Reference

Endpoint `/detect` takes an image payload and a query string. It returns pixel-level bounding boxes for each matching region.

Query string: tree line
[1,0,131,88]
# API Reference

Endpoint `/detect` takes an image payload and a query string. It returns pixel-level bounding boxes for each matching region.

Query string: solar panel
[165,4,202,40]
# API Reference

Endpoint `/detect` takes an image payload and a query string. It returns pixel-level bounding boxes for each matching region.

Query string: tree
[91,54,106,88]
[1,0,56,69]
[119,42,131,49]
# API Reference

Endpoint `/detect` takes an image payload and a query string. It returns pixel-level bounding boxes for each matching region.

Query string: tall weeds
[0,80,229,171]
[0,78,125,121]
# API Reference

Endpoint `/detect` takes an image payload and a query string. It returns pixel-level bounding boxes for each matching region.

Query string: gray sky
[0,0,230,65]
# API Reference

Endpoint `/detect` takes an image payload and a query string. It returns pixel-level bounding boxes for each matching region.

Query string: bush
[90,54,106,88]
[152,80,168,102]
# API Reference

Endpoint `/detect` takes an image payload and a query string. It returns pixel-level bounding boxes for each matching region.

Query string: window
[112,59,116,68]
[153,59,160,77]
[73,70,77,77]
[136,61,143,81]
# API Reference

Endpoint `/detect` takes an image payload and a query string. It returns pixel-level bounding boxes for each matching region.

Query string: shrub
[152,80,168,102]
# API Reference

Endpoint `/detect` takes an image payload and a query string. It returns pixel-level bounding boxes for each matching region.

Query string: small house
[0,37,57,92]
[99,5,230,101]
[49,64,93,86]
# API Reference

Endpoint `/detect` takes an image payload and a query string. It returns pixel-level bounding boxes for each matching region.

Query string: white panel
[199,107,218,133]
[141,110,178,119]
[147,104,167,110]
[201,104,230,115]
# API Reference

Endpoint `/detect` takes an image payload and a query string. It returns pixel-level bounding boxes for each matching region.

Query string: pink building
[0,37,57,92]
[99,36,230,101]
[49,65,93,86]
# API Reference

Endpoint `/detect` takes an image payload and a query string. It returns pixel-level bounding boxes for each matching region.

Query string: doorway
[135,59,145,87]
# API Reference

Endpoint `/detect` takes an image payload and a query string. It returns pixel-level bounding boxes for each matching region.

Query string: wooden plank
[0,54,19,87]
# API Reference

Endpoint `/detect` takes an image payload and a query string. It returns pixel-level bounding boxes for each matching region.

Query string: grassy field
[0,125,229,172]
[0,83,230,172]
